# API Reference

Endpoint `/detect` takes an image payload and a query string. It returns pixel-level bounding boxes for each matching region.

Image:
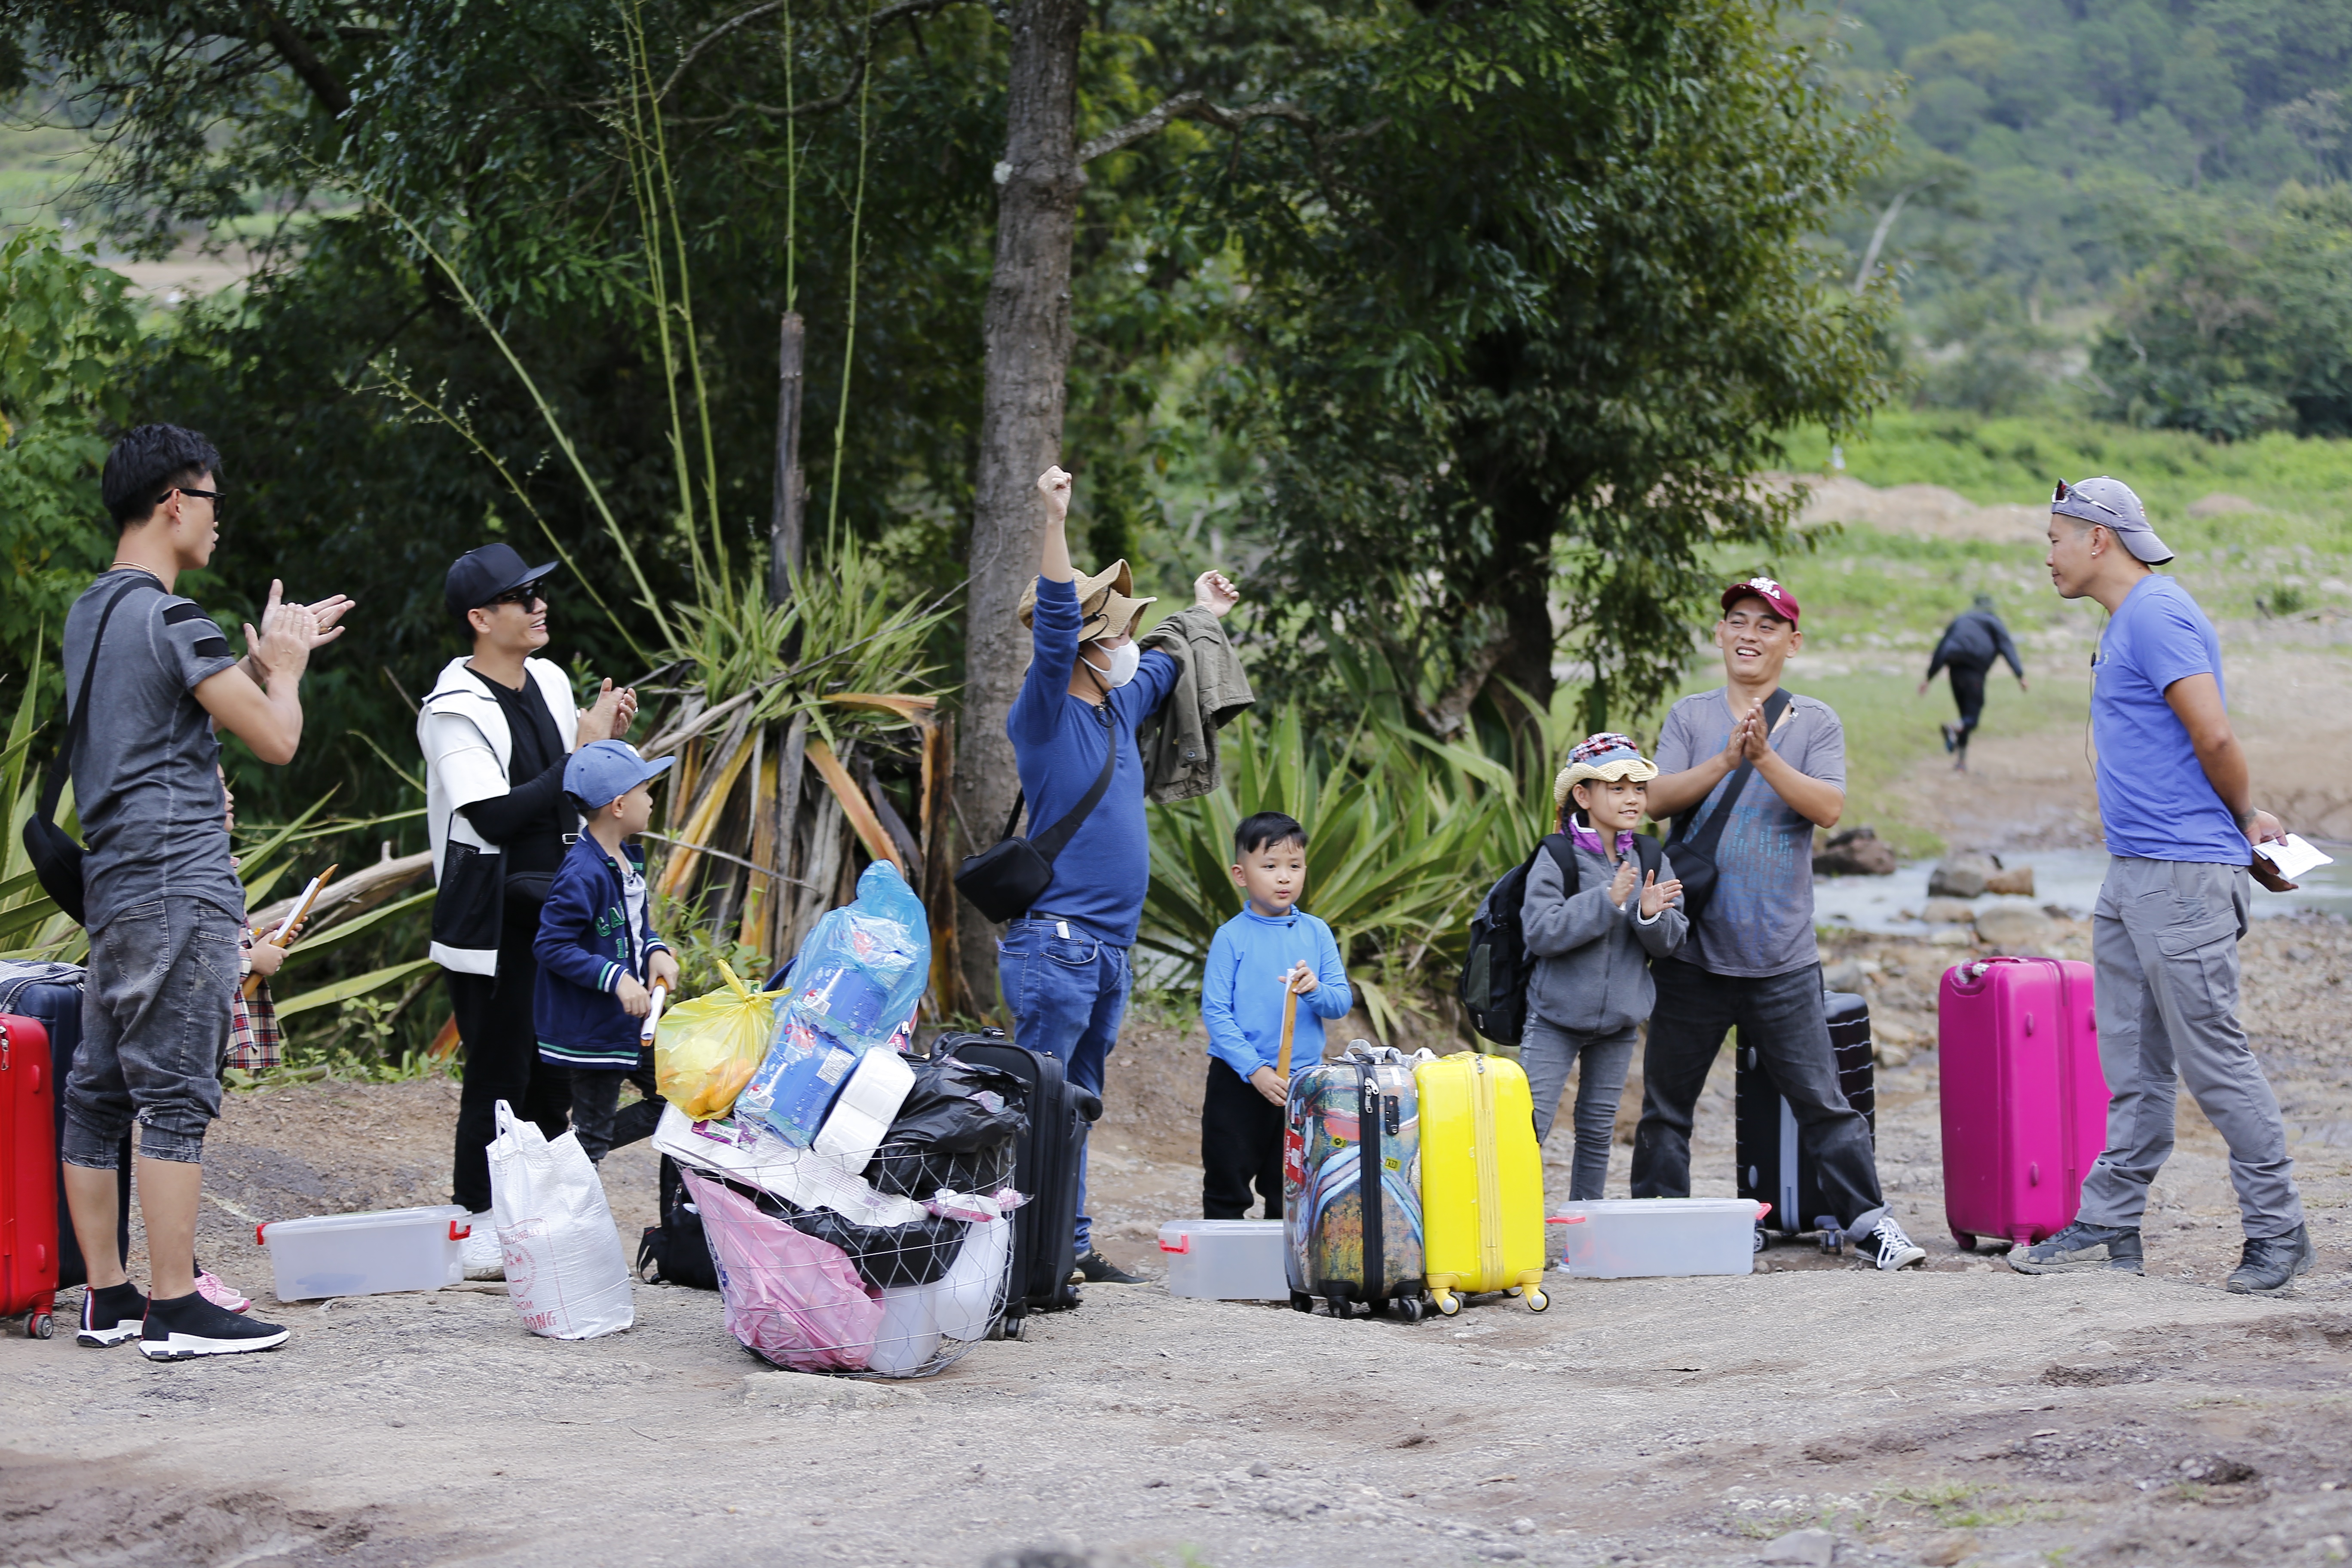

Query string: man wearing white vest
[420,544,634,1274]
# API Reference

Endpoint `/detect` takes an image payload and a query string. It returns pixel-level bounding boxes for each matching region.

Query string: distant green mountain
[1827,1,2352,437]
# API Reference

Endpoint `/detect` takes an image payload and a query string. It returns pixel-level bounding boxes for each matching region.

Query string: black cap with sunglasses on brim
[444,542,558,620]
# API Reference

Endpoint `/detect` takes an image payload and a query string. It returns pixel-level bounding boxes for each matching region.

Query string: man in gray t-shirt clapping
[1634,577,1925,1271]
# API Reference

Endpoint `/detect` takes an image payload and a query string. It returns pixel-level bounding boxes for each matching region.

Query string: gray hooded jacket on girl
[1520,836,1687,1035]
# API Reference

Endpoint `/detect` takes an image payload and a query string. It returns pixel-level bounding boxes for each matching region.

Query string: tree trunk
[954,0,1089,1014]
[769,311,807,605]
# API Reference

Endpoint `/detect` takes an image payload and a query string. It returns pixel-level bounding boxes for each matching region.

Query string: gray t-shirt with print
[61,570,244,930]
[1653,686,1845,979]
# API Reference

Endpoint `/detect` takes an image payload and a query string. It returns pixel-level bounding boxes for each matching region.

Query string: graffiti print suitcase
[1736,989,1875,1248]
[1,1014,59,1337]
[1282,1042,1427,1320]
[1415,1049,1547,1314]
[1938,956,2107,1252]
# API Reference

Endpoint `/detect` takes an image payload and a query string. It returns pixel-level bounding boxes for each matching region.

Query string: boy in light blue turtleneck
[1198,811,1353,1220]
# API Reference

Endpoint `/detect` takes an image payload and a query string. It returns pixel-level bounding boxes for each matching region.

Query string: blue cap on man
[564,740,674,811]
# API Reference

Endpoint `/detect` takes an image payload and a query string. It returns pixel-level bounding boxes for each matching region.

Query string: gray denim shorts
[62,897,241,1167]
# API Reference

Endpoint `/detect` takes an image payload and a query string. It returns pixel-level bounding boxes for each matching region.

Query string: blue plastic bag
[737,862,931,1147]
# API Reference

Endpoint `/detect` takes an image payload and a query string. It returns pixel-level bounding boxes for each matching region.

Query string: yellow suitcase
[1414,1050,1548,1314]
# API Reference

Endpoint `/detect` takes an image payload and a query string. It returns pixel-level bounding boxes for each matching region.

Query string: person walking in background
[1198,811,1352,1222]
[1519,735,1686,1202]
[1918,593,2027,772]
[2012,476,2311,1294]
[61,423,350,1358]
[1000,465,1240,1285]
[1634,577,1927,1271]
[418,544,636,1279]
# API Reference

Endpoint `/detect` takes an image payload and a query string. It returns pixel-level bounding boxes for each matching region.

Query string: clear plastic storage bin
[1552,1198,1767,1279]
[257,1204,471,1301]
[1157,1219,1290,1299]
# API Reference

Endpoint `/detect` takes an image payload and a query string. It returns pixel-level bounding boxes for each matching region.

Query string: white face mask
[1084,640,1141,689]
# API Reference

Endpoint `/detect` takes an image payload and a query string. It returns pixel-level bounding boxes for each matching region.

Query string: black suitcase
[1736,988,1874,1250]
[0,963,129,1290]
[938,1028,1099,1337]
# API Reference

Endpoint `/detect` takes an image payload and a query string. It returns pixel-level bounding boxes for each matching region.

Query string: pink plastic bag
[680,1166,882,1372]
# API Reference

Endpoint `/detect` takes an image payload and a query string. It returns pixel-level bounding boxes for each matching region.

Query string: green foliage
[2091,184,2352,440]
[0,229,146,702]
[1143,704,1560,1038]
[1210,0,1901,730]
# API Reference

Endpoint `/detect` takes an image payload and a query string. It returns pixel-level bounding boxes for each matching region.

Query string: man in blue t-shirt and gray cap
[2013,475,2312,1294]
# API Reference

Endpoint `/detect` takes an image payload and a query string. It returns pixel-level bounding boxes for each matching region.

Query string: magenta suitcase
[1937,956,2109,1253]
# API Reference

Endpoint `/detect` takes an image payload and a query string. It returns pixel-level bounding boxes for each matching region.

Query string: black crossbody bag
[1665,688,1791,923]
[955,706,1116,925]
[24,578,148,925]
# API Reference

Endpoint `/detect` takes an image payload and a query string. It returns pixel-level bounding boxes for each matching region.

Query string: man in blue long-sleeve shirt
[1919,593,2027,772]
[1003,465,1240,1282]
[1199,812,1353,1220]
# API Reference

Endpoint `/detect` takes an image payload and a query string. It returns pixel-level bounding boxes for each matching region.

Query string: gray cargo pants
[2078,857,2302,1240]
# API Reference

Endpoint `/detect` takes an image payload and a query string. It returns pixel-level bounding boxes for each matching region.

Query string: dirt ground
[5,906,2351,1568]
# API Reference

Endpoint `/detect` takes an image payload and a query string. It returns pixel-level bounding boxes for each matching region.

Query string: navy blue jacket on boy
[534,833,670,1071]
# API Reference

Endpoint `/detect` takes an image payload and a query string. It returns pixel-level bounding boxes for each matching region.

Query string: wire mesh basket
[680,1157,1014,1380]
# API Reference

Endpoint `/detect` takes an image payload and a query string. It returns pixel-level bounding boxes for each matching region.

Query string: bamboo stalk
[768,713,810,962]
[737,732,780,953]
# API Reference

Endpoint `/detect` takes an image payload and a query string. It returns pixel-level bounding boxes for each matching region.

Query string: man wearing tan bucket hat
[1000,466,1239,1285]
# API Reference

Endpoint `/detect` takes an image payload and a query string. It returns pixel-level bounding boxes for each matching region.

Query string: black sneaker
[1940,722,1960,754]
[1856,1214,1926,1271]
[2008,1220,2144,1275]
[139,1290,290,1361]
[1074,1250,1142,1285]
[2226,1225,2315,1296]
[77,1281,147,1348]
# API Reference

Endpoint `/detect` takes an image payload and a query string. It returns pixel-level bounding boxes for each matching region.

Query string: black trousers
[1631,959,1885,1230]
[569,1052,664,1164]
[448,904,570,1213]
[1948,661,1988,745]
[1201,1062,1285,1220]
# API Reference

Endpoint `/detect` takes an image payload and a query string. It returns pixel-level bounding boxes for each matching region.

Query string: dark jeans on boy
[1201,1061,1284,1220]
[448,903,570,1213]
[570,1050,664,1164]
[1632,958,1886,1229]
[61,898,240,1170]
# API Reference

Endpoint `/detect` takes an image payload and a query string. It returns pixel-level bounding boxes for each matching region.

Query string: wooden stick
[1275,978,1300,1079]
[243,863,335,999]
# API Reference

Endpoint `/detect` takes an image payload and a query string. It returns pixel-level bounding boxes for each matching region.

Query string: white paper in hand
[2254,833,2333,883]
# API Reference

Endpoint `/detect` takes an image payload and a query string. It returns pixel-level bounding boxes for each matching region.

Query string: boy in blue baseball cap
[534,740,681,1163]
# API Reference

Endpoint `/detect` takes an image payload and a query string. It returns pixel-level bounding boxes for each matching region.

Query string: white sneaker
[461,1212,504,1280]
[1859,1214,1927,1271]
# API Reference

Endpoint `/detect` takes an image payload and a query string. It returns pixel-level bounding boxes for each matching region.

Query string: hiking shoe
[2226,1225,2315,1296]
[194,1270,250,1314]
[1075,1250,1142,1285]
[1858,1214,1926,1271]
[139,1292,289,1360]
[77,1281,147,1348]
[2008,1220,2144,1275]
[461,1213,504,1280]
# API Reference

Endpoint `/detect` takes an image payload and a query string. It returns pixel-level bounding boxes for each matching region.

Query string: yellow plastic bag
[653,961,775,1121]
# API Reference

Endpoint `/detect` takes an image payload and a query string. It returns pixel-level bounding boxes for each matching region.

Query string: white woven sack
[488,1099,634,1339]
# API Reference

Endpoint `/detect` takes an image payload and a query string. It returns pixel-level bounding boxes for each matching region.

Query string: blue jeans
[998,916,1131,1255]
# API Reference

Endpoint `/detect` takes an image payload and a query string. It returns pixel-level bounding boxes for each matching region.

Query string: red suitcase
[2,1013,60,1338]
[1938,956,2109,1253]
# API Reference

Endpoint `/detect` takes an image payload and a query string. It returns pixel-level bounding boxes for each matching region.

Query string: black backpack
[1459,830,1663,1047]
[636,1155,720,1289]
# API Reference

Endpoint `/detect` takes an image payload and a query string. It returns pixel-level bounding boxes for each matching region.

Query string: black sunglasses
[2052,478,2120,519]
[487,579,550,608]
[159,484,224,519]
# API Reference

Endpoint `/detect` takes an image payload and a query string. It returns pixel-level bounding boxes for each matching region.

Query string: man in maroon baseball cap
[1634,573,1929,1271]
